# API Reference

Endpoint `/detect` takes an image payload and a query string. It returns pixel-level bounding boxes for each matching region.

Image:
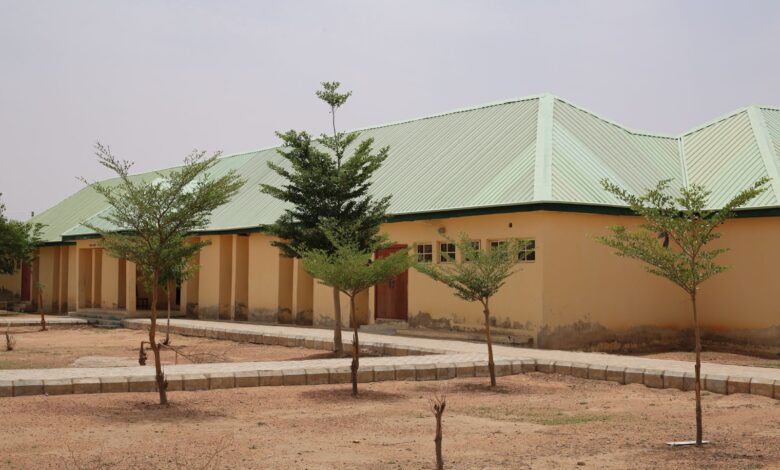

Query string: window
[518,239,536,262]
[439,242,456,263]
[489,240,505,250]
[417,244,433,263]
[464,240,481,262]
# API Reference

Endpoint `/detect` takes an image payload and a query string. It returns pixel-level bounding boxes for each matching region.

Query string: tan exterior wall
[0,270,22,298]
[382,214,544,339]
[35,209,780,354]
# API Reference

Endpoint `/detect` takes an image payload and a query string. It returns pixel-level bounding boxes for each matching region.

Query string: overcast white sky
[1,0,779,220]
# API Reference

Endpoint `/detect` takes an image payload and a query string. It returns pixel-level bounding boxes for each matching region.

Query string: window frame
[416,242,434,263]
[518,238,536,263]
[438,242,456,264]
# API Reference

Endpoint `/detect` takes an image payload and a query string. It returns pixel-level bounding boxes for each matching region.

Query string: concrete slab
[234,371,260,388]
[727,376,751,395]
[72,378,101,394]
[750,378,775,398]
[704,375,728,395]
[415,364,437,381]
[605,366,626,384]
[44,378,73,395]
[128,376,157,393]
[183,374,209,391]
[305,369,330,385]
[208,373,236,390]
[373,365,396,382]
[14,379,44,396]
[259,370,284,386]
[328,367,352,384]
[644,370,664,389]
[100,377,129,393]
[282,369,307,386]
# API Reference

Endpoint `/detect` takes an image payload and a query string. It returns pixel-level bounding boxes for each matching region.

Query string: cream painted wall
[0,270,22,297]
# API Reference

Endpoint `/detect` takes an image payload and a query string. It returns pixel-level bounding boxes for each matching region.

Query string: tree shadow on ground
[56,398,232,424]
[299,387,407,403]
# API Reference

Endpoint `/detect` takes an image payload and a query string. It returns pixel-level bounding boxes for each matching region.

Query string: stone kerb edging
[0,319,776,399]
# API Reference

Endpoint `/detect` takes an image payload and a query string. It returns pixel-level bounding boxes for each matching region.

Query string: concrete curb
[0,320,777,400]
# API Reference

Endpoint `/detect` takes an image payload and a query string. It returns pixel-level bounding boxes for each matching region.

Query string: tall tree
[301,225,410,395]
[415,234,527,387]
[261,81,389,355]
[85,143,244,405]
[0,194,44,327]
[597,177,769,446]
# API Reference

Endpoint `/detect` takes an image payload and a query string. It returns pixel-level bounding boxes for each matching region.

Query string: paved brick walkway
[0,315,87,326]
[1,318,778,399]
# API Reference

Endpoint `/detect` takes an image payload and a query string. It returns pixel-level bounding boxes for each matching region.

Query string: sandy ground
[0,373,779,469]
[0,326,333,369]
[643,351,780,369]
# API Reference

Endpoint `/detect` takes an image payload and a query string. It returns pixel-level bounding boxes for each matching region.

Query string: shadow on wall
[537,320,780,357]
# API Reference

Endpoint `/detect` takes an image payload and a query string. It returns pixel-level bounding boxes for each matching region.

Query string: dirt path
[0,326,334,369]
[1,373,778,469]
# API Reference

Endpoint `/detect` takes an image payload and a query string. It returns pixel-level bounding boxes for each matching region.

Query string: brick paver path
[1,318,777,399]
[0,315,87,326]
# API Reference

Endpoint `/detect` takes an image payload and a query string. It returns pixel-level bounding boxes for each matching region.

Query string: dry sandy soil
[1,373,779,469]
[643,351,780,369]
[0,326,332,369]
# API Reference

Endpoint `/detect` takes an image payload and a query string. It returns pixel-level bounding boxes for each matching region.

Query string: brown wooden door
[20,263,31,301]
[375,244,408,321]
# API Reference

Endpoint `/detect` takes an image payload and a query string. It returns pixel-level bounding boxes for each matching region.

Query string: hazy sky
[1,0,779,220]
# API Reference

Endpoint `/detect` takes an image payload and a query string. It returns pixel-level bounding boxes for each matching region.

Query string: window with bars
[439,242,456,263]
[417,244,433,263]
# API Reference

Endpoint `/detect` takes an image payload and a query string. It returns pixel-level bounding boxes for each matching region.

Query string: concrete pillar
[198,235,222,319]
[229,234,249,321]
[125,261,136,314]
[180,248,199,315]
[67,245,78,312]
[58,247,69,313]
[91,248,102,309]
[100,251,119,310]
[247,234,285,322]
[292,258,313,325]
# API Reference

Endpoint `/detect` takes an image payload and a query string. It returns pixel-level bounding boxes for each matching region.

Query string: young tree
[84,143,244,405]
[415,235,527,387]
[0,194,44,327]
[261,81,389,356]
[429,389,447,470]
[597,177,769,446]
[301,226,410,395]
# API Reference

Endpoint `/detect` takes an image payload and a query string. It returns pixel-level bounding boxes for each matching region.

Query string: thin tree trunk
[150,271,168,405]
[164,280,172,345]
[483,299,496,387]
[38,285,46,332]
[434,411,444,470]
[350,294,360,396]
[692,292,703,445]
[333,286,344,356]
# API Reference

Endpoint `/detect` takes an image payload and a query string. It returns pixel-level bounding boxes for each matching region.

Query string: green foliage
[597,178,770,295]
[260,81,390,259]
[0,193,43,274]
[414,234,526,306]
[84,143,245,290]
[300,223,411,298]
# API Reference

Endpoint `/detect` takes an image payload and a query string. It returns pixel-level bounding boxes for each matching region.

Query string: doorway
[374,244,408,321]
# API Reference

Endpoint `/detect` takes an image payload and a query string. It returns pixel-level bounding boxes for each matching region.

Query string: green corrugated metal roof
[29,94,780,243]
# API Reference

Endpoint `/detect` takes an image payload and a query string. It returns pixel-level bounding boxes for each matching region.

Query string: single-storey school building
[3,94,780,354]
